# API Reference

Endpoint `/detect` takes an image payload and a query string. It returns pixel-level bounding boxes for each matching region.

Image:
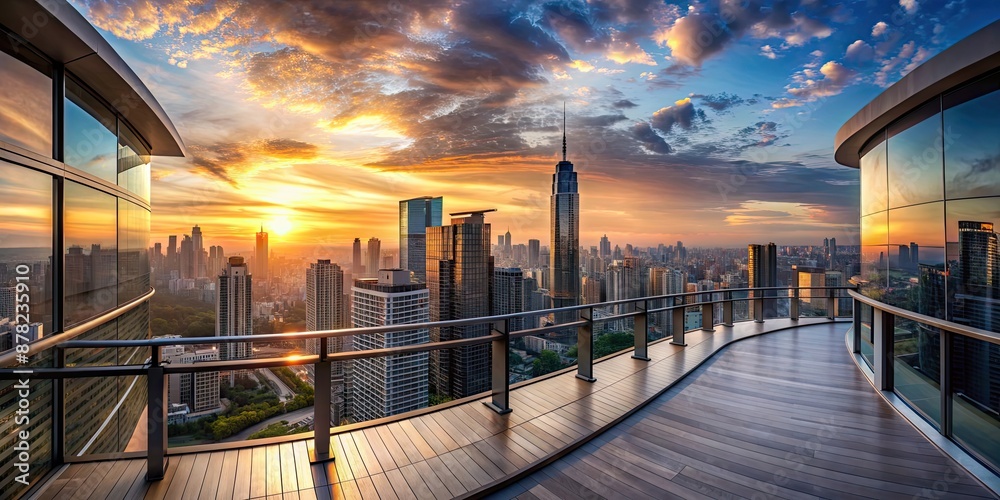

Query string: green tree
[532,350,563,377]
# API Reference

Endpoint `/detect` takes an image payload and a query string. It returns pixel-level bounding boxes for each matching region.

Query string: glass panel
[65,181,117,326]
[887,100,944,208]
[886,203,946,318]
[118,124,150,202]
[64,79,117,182]
[945,198,1000,332]
[893,318,941,427]
[861,134,888,216]
[944,73,1000,199]
[0,33,52,157]
[118,200,150,304]
[0,162,53,345]
[952,335,1000,471]
[860,303,874,368]
[861,212,888,299]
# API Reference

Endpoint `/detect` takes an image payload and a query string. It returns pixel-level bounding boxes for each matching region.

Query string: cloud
[844,40,875,62]
[612,99,638,108]
[760,45,778,59]
[774,61,855,108]
[872,21,889,37]
[691,92,748,113]
[569,60,595,72]
[629,122,673,154]
[191,138,320,184]
[737,121,785,148]
[650,97,707,133]
[900,0,919,15]
[875,40,918,86]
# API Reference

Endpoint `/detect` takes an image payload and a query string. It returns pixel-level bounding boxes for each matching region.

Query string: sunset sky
[68,0,1000,253]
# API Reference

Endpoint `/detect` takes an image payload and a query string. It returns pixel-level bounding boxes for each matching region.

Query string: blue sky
[69,0,1000,250]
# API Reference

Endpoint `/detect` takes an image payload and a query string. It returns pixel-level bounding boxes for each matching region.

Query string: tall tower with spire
[550,103,580,318]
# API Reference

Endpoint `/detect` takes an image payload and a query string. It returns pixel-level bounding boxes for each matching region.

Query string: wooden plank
[367,473,399,500]
[389,421,436,461]
[406,417,452,455]
[215,450,240,500]
[373,425,411,468]
[279,442,299,494]
[179,452,211,499]
[248,445,268,499]
[331,434,355,483]
[232,448,253,500]
[348,431,383,476]
[383,468,416,500]
[361,427,397,472]
[85,458,130,500]
[337,433,369,479]
[197,451,226,499]
[436,451,482,491]
[292,440,316,491]
[104,459,146,500]
[397,464,436,499]
[353,476,379,499]
[455,445,505,481]
[266,444,284,496]
[411,459,461,498]
[148,453,194,500]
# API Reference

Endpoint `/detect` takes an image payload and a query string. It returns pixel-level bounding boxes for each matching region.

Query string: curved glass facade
[858,69,1000,473]
[0,15,171,499]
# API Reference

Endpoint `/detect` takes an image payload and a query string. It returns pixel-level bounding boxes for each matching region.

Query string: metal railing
[848,290,1000,477]
[0,285,854,481]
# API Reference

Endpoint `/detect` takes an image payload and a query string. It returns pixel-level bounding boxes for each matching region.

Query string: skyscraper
[352,238,362,277]
[399,196,443,282]
[504,228,512,257]
[748,242,778,318]
[306,259,347,423]
[528,239,540,268]
[167,235,178,276]
[366,237,381,278]
[352,269,430,422]
[192,225,204,277]
[426,209,495,399]
[179,234,193,279]
[255,226,269,281]
[217,256,253,367]
[599,234,611,261]
[550,105,580,318]
[493,268,525,332]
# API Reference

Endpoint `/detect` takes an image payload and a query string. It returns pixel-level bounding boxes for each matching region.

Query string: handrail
[849,290,1000,346]
[0,288,155,367]
[47,286,855,349]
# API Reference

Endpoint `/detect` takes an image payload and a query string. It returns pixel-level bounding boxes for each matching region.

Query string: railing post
[147,346,168,481]
[723,291,733,327]
[790,287,800,320]
[827,287,836,319]
[312,337,333,462]
[753,292,764,323]
[576,307,596,382]
[632,300,650,361]
[940,329,953,437]
[670,297,687,346]
[486,319,512,414]
[873,308,894,392]
[852,295,862,353]
[701,300,714,332]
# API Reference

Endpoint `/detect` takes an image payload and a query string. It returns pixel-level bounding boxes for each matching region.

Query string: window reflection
[118,124,150,202]
[0,162,52,349]
[861,212,888,298]
[894,318,941,428]
[887,100,944,208]
[861,135,887,215]
[886,203,946,319]
[944,73,1000,199]
[65,181,117,326]
[118,199,150,304]
[952,335,1000,468]
[0,34,52,157]
[946,198,1000,334]
[65,79,118,183]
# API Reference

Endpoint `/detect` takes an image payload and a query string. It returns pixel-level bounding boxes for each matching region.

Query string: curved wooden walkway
[492,323,996,499]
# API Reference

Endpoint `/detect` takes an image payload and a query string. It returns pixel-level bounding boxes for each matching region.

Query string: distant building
[494,268,525,332]
[352,269,430,422]
[366,237,381,278]
[426,209,494,399]
[748,242,778,318]
[161,338,222,415]
[352,238,362,277]
[306,260,348,424]
[550,106,580,323]
[255,226,268,281]
[217,256,253,382]
[399,196,443,282]
[528,239,540,268]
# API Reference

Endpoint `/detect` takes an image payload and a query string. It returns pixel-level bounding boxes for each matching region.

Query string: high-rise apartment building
[366,237,381,278]
[748,242,778,318]
[528,239,540,268]
[352,269,430,422]
[599,234,611,261]
[306,260,348,423]
[162,340,222,414]
[192,225,204,277]
[255,226,269,281]
[399,196,442,283]
[605,257,643,331]
[493,268,525,332]
[0,3,184,494]
[352,238,362,277]
[550,107,581,321]
[426,210,494,399]
[217,256,253,366]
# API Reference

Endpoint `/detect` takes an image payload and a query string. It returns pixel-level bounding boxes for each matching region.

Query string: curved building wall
[0,2,182,498]
[840,24,1000,475]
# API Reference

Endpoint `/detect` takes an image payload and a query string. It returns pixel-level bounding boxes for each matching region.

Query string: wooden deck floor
[30,318,993,499]
[491,324,997,500]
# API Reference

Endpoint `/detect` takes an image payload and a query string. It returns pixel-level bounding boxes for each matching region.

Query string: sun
[268,216,294,237]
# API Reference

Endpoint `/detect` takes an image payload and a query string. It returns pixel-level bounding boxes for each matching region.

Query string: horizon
[64,0,1000,249]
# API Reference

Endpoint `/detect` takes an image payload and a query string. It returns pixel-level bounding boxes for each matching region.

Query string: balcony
[4,287,999,499]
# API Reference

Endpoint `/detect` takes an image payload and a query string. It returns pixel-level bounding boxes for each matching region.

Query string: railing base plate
[146,457,168,481]
[631,355,651,361]
[309,444,335,464]
[483,402,512,415]
[670,341,688,347]
[575,374,597,383]
[701,328,715,332]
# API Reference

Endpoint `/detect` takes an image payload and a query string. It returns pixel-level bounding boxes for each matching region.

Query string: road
[257,367,295,402]
[221,405,315,442]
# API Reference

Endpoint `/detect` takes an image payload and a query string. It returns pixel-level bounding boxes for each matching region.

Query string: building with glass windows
[836,19,1000,475]
[0,1,184,498]
[398,196,442,283]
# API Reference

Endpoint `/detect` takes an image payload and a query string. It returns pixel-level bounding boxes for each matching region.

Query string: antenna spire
[562,101,567,162]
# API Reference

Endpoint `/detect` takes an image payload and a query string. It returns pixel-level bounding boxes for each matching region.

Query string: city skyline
[59,1,1000,249]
